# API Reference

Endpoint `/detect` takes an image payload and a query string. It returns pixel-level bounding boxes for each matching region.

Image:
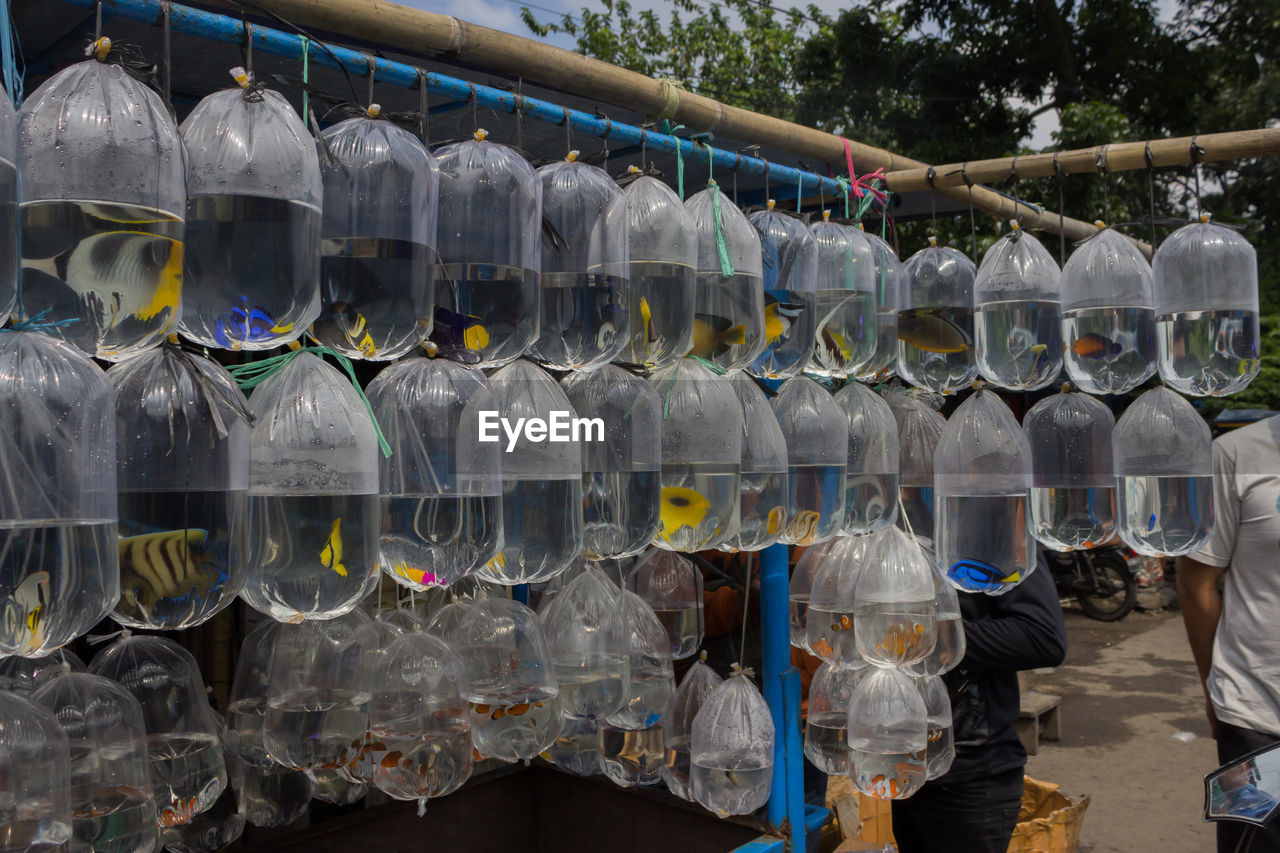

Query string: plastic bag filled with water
[614,175,697,371]
[789,538,841,651]
[974,225,1062,390]
[720,372,787,552]
[907,558,966,678]
[89,635,227,826]
[431,130,540,367]
[847,667,927,800]
[626,547,703,659]
[179,70,320,351]
[1113,386,1214,556]
[323,613,406,787]
[546,715,600,777]
[33,672,159,849]
[771,377,847,545]
[225,619,284,772]
[896,240,976,395]
[809,212,876,378]
[311,111,438,360]
[531,154,629,371]
[367,357,502,590]
[661,654,721,801]
[109,346,251,630]
[18,51,184,360]
[0,87,17,320]
[916,674,954,780]
[803,661,864,775]
[685,185,765,372]
[451,598,562,762]
[650,360,743,552]
[0,691,72,849]
[369,632,473,815]
[887,387,946,542]
[690,668,774,817]
[307,768,366,805]
[599,591,675,787]
[1058,227,1156,394]
[241,766,312,829]
[240,352,381,621]
[746,201,817,379]
[480,359,583,584]
[833,381,899,535]
[159,744,244,852]
[0,648,85,693]
[0,331,118,656]
[541,565,629,721]
[854,529,937,666]
[562,364,661,559]
[1024,389,1115,551]
[806,534,870,665]
[1153,216,1260,396]
[935,388,1034,595]
[854,230,901,382]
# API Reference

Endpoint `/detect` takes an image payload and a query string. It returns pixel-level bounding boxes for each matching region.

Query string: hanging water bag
[562,364,661,559]
[541,566,629,721]
[311,113,438,360]
[19,53,184,360]
[853,230,901,382]
[887,388,946,543]
[531,155,629,371]
[974,226,1062,390]
[626,547,704,660]
[789,538,841,651]
[0,691,72,849]
[853,528,937,667]
[934,389,1034,594]
[367,357,502,590]
[0,88,16,321]
[690,669,774,817]
[661,655,722,801]
[179,71,321,351]
[0,649,85,694]
[614,176,697,371]
[847,667,927,800]
[1113,386,1214,556]
[896,242,977,395]
[599,591,675,787]
[833,380,900,535]
[1154,216,1260,396]
[746,202,817,380]
[685,186,765,373]
[720,372,787,552]
[431,131,540,367]
[546,715,600,777]
[907,559,966,678]
[803,662,864,775]
[1024,389,1116,551]
[917,674,954,780]
[158,744,244,853]
[809,213,876,379]
[1058,227,1156,394]
[806,534,870,665]
[225,619,284,772]
[241,766,312,829]
[650,360,744,551]
[772,377,847,545]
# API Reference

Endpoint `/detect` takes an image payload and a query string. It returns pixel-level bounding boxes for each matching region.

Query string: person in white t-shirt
[1179,415,1280,853]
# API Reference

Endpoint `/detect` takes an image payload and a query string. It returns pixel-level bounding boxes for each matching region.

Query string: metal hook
[365,54,376,108]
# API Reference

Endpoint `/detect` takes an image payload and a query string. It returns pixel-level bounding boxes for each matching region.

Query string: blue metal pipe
[55,0,848,201]
[759,542,804,848]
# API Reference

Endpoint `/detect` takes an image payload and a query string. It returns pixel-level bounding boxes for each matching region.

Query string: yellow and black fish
[897,308,972,354]
[325,301,379,358]
[118,528,229,617]
[320,518,348,577]
[762,297,804,347]
[691,314,748,358]
[660,486,711,535]
[3,571,50,653]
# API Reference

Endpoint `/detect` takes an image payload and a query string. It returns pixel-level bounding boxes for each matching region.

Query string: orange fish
[158,797,200,828]
[1071,332,1122,360]
[831,615,853,632]
[380,751,404,769]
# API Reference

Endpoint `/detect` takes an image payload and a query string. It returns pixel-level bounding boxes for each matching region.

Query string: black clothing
[1217,721,1280,853]
[891,765,1025,853]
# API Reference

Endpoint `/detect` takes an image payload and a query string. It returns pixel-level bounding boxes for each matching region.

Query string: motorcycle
[1042,543,1138,622]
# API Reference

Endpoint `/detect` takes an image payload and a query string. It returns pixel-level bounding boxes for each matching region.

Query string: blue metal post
[760,541,805,850]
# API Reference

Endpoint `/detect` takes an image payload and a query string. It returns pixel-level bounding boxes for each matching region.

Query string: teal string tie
[662,356,727,419]
[0,0,23,105]
[881,192,892,242]
[4,309,80,332]
[796,172,803,213]
[300,36,310,123]
[835,176,851,219]
[709,180,736,279]
[662,119,686,200]
[227,345,393,458]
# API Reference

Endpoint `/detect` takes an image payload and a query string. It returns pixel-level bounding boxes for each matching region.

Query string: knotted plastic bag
[545,714,601,777]
[803,661,864,774]
[19,51,185,360]
[306,768,366,805]
[241,766,312,829]
[690,669,774,817]
[33,672,159,848]
[480,359,583,585]
[1153,216,1260,396]
[562,364,661,559]
[896,241,976,395]
[431,130,540,367]
[721,372,787,552]
[973,225,1062,390]
[907,558,966,678]
[847,667,927,800]
[159,744,245,853]
[887,387,946,542]
[0,691,72,849]
[1113,386,1214,556]
[934,388,1034,594]
[626,547,704,660]
[541,566,629,721]
[806,534,870,665]
[109,346,252,630]
[789,538,840,651]
[809,213,876,379]
[0,88,16,320]
[0,649,85,693]
[1024,389,1115,551]
[747,202,817,380]
[226,619,283,772]
[367,357,502,590]
[772,377,848,546]
[531,155,629,371]
[661,654,722,801]
[240,352,381,621]
[854,230,901,382]
[917,675,954,780]
[833,381,900,535]
[1058,227,1156,394]
[685,185,765,372]
[0,331,118,656]
[179,70,321,351]
[312,113,439,360]
[599,591,675,787]
[854,529,936,667]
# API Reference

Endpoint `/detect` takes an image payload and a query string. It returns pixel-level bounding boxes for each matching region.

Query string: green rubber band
[709,181,735,279]
[300,36,310,124]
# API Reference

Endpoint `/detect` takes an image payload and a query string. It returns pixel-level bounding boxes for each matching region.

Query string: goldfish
[691,314,748,358]
[158,796,200,828]
[118,528,229,618]
[213,303,294,348]
[660,486,712,536]
[1070,332,1123,360]
[320,518,348,577]
[897,308,972,354]
[3,571,49,654]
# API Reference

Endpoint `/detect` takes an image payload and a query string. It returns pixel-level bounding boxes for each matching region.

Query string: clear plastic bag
[626,548,704,659]
[367,357,502,590]
[853,230,901,382]
[241,352,381,620]
[0,88,16,320]
[690,669,774,816]
[934,389,1034,594]
[789,538,840,651]
[854,529,937,667]
[1113,386,1214,556]
[808,213,876,379]
[771,377,847,546]
[0,331,118,656]
[1153,217,1260,396]
[661,655,722,800]
[916,675,954,780]
[109,345,251,630]
[1024,389,1116,551]
[562,364,662,559]
[0,691,72,849]
[431,131,540,367]
[974,226,1062,390]
[599,591,673,787]
[531,155,628,371]
[614,176,697,371]
[847,667,926,800]
[803,662,864,774]
[159,744,245,853]
[0,649,85,693]
[887,387,946,543]
[747,203,818,380]
[305,768,366,805]
[225,619,283,772]
[896,242,977,395]
[546,714,600,777]
[311,114,438,360]
[241,766,312,828]
[480,359,583,585]
[685,186,765,372]
[1059,228,1156,394]
[806,534,871,665]
[541,566,629,721]
[720,372,787,552]
[19,57,185,360]
[179,74,321,351]
[650,360,744,552]
[907,558,966,677]
[32,672,159,848]
[833,381,899,535]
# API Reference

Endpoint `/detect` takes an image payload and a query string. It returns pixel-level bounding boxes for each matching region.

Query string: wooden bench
[1016,691,1063,756]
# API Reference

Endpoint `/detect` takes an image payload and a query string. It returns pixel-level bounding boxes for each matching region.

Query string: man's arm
[1176,555,1228,736]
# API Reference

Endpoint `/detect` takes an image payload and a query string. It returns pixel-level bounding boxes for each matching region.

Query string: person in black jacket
[891,549,1068,853]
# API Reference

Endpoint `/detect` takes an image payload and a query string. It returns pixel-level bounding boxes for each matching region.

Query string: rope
[738,551,753,669]
[709,180,735,279]
[0,0,23,104]
[662,120,685,200]
[300,35,310,126]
